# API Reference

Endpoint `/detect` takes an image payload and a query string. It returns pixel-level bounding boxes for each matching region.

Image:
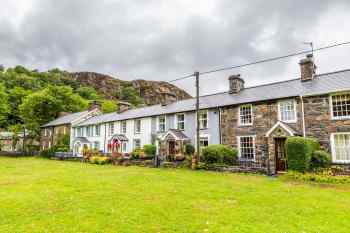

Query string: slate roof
[77,69,350,127]
[42,111,89,127]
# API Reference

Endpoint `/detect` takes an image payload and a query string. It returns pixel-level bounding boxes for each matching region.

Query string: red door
[275,138,287,172]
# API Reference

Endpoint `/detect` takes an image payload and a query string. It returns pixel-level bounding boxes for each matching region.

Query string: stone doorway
[266,121,298,174]
[274,138,287,172]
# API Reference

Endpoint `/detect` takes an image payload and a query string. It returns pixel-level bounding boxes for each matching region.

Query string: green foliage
[40,147,57,158]
[0,83,9,125]
[283,170,350,184]
[19,85,88,135]
[185,144,195,155]
[143,144,156,156]
[286,137,320,172]
[77,86,100,100]
[310,150,332,170]
[55,134,70,152]
[7,87,32,125]
[202,145,238,166]
[120,86,144,106]
[101,100,118,113]
[131,149,144,159]
[89,156,110,165]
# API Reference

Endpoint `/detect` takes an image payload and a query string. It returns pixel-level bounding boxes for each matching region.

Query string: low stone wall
[114,158,155,168]
[206,165,267,174]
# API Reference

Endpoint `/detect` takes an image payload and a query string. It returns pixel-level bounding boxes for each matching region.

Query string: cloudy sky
[1,0,350,95]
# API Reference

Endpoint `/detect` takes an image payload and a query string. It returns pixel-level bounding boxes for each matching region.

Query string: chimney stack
[88,101,101,111]
[118,101,132,113]
[299,54,316,81]
[229,74,244,94]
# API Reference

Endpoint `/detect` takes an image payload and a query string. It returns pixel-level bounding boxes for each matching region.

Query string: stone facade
[40,124,70,150]
[220,94,350,174]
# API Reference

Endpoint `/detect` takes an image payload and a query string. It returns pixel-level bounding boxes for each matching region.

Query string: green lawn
[0,157,350,233]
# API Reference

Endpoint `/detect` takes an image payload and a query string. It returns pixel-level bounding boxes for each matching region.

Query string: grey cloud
[1,0,350,95]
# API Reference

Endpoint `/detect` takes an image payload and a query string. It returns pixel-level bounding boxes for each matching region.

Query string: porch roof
[73,137,91,144]
[160,129,190,141]
[110,134,129,142]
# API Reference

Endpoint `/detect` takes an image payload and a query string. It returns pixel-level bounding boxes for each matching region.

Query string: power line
[168,41,350,83]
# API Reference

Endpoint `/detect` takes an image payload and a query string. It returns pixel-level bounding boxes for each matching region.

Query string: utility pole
[192,71,200,169]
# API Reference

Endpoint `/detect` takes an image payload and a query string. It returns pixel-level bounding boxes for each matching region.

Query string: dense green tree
[120,86,144,106]
[0,83,9,126]
[7,87,32,125]
[101,100,118,113]
[77,86,100,100]
[19,85,88,135]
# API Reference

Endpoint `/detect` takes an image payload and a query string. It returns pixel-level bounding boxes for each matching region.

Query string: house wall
[220,93,350,166]
[40,124,70,150]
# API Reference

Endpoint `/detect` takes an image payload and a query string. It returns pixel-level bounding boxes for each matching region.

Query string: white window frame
[133,139,141,150]
[330,93,350,120]
[108,123,114,136]
[157,115,166,132]
[134,119,141,134]
[239,104,253,126]
[175,113,185,131]
[121,121,127,134]
[331,132,350,163]
[199,136,209,148]
[278,99,297,123]
[199,110,209,130]
[94,141,100,150]
[95,125,100,136]
[122,142,127,153]
[237,135,256,161]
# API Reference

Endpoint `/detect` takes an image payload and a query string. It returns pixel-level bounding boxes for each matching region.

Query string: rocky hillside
[70,72,191,105]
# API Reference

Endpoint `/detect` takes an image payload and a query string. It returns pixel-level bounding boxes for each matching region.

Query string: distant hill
[70,72,191,106]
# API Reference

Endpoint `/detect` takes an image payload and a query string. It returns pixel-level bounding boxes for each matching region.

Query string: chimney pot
[229,74,244,94]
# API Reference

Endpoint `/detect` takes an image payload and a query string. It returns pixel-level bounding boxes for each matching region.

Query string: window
[158,116,166,132]
[199,137,209,148]
[134,119,141,134]
[77,127,82,137]
[44,129,48,136]
[279,100,297,122]
[331,133,350,163]
[239,105,253,126]
[95,125,100,136]
[121,121,127,134]
[133,139,141,150]
[86,126,93,137]
[199,111,208,129]
[238,136,255,160]
[122,142,127,153]
[176,114,185,131]
[331,94,350,120]
[94,141,100,150]
[109,123,114,136]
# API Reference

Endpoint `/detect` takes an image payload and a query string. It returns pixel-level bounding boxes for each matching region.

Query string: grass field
[0,157,350,233]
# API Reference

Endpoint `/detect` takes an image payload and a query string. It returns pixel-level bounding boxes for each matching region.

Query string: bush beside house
[202,145,238,166]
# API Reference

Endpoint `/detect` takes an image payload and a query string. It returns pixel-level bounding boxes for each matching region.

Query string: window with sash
[94,141,100,150]
[134,119,141,134]
[239,105,253,126]
[279,100,297,122]
[121,121,127,134]
[95,125,100,136]
[109,123,114,136]
[238,136,255,160]
[176,114,185,130]
[199,111,208,129]
[133,139,141,150]
[199,137,209,148]
[158,116,166,132]
[331,94,350,120]
[331,133,350,163]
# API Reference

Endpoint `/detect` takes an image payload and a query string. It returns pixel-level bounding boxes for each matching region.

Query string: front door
[275,138,287,172]
[168,141,176,156]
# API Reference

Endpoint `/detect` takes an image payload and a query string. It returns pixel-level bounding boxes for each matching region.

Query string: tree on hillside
[120,86,144,106]
[19,85,88,135]
[0,83,9,127]
[7,87,32,126]
[101,100,118,113]
[77,86,100,100]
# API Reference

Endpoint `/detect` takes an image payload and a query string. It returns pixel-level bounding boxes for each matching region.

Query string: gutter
[300,95,306,137]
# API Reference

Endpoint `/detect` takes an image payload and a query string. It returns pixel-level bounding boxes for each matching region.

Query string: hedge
[310,150,331,170]
[286,137,320,172]
[202,145,238,166]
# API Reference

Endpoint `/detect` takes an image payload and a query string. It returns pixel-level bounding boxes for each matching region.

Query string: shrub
[283,171,350,184]
[89,156,110,165]
[286,137,320,172]
[40,146,57,158]
[185,144,195,155]
[131,149,144,160]
[143,144,156,156]
[310,150,331,170]
[202,145,238,165]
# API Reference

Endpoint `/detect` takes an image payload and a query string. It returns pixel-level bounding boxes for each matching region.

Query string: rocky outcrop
[70,72,191,105]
